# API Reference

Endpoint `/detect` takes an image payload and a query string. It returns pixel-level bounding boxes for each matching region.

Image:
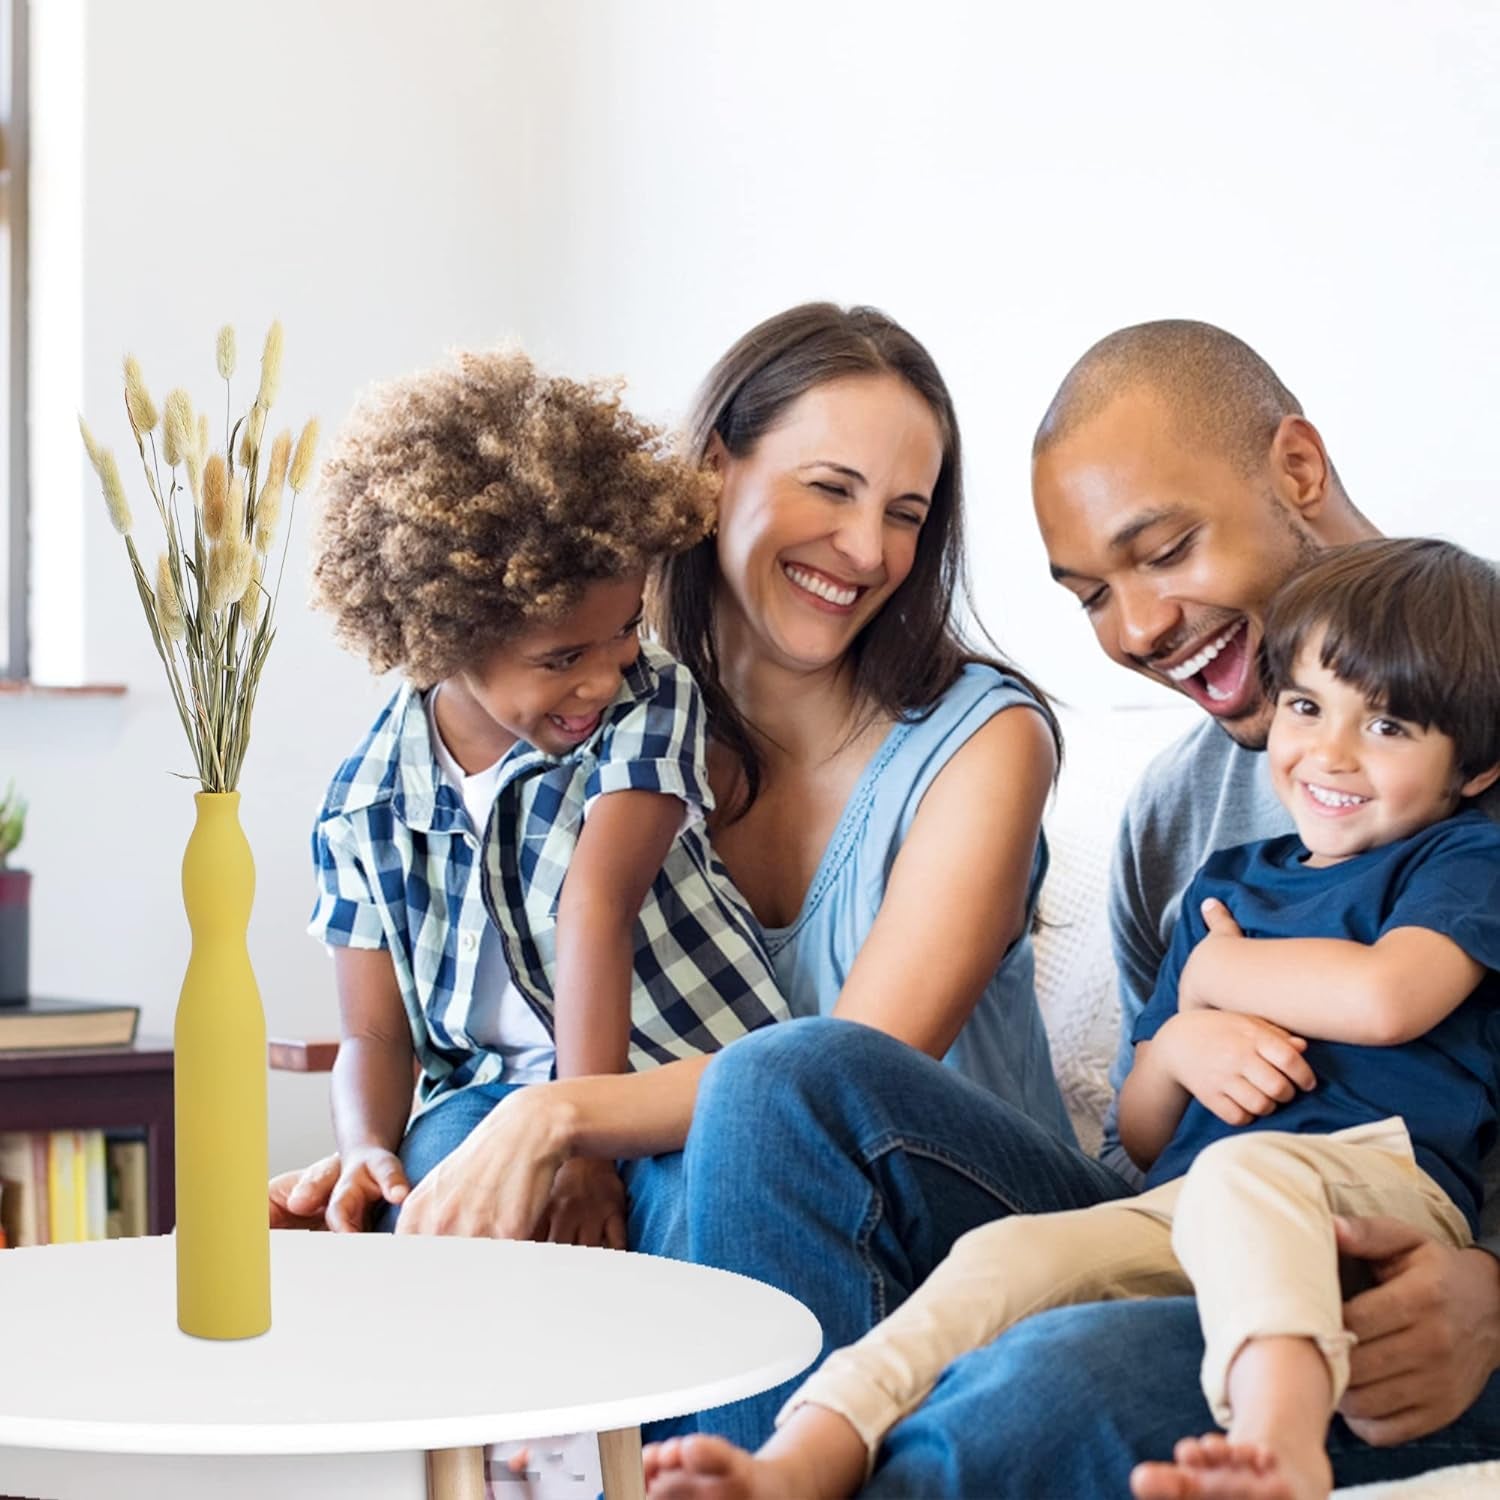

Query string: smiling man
[1017,320,1500,1494]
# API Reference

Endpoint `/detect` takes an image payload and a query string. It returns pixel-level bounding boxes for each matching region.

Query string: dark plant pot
[0,867,30,1004]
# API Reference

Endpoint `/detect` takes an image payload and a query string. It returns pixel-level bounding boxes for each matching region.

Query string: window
[0,0,27,680]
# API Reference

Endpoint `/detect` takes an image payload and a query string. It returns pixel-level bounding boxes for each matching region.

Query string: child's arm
[1117,1034,1190,1169]
[1118,1013,1315,1170]
[1117,870,1315,1171]
[543,787,683,1246]
[326,946,417,1231]
[554,787,683,1076]
[1180,900,1485,1046]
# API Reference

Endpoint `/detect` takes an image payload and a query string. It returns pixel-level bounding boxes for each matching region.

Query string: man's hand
[268,1153,341,1230]
[532,1157,628,1249]
[1153,1009,1315,1126]
[1337,1215,1500,1444]
[1177,899,1247,1011]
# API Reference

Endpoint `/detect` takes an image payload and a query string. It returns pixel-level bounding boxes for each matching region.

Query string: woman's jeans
[376,1022,1500,1494]
[679,1017,1500,1497]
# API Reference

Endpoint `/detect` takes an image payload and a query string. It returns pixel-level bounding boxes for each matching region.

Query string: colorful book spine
[46,1130,79,1243]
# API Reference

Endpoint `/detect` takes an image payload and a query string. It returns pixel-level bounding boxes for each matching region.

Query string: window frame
[1,0,28,681]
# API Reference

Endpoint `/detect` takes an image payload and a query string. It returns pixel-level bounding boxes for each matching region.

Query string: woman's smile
[781,561,868,613]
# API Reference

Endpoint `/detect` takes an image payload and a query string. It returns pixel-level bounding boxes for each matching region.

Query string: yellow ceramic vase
[174,791,271,1339]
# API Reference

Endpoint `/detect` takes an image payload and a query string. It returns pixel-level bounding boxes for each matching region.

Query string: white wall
[6,0,1498,1168]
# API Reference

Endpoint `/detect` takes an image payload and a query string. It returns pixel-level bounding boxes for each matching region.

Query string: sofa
[1034,703,1498,1500]
[274,702,1498,1497]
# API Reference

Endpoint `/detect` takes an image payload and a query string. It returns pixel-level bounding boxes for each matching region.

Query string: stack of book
[0,1130,150,1247]
[0,996,140,1052]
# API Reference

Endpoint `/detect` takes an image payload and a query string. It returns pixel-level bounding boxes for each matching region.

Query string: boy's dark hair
[1262,537,1500,781]
[312,349,717,687]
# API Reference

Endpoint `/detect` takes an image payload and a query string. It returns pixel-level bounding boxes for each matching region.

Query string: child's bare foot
[1130,1431,1333,1500]
[643,1434,804,1500]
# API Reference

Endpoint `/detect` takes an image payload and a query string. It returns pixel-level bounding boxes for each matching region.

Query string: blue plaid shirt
[308,642,788,1114]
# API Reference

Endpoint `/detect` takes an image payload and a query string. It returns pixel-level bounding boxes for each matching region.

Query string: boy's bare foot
[643,1434,806,1500]
[1130,1432,1332,1500]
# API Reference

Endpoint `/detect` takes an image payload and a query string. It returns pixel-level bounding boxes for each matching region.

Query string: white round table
[0,1231,821,1500]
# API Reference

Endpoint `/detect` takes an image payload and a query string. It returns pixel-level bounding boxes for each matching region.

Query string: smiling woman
[272,306,1074,1461]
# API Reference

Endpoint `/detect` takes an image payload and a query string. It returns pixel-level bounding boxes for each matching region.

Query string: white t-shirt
[425,692,555,1084]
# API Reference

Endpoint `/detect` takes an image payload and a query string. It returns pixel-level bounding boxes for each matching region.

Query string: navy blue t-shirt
[1133,809,1500,1231]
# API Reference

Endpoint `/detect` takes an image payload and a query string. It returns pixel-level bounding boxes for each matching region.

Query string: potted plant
[0,781,26,1004]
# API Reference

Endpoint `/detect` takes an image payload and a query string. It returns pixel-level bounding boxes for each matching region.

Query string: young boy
[644,536,1500,1500]
[306,349,787,1243]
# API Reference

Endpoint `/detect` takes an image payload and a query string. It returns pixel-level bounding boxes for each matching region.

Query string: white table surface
[0,1231,821,1458]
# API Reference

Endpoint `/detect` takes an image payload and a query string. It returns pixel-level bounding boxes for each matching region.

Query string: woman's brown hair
[652,302,1060,815]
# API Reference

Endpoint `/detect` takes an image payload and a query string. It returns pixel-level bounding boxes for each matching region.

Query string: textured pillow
[1033,704,1195,1153]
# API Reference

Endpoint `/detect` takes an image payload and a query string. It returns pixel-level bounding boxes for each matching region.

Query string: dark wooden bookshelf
[0,1036,175,1233]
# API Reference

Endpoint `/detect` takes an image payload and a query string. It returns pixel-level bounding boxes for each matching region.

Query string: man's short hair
[1261,537,1500,782]
[1033,319,1304,476]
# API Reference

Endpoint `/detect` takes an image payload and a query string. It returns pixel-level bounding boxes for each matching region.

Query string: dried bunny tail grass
[197,412,210,460]
[255,470,283,553]
[216,325,237,381]
[203,453,228,540]
[237,402,267,468]
[227,474,246,538]
[97,450,133,534]
[78,414,103,471]
[155,552,185,640]
[184,439,205,507]
[289,417,320,490]
[162,389,195,468]
[256,321,284,408]
[239,553,265,628]
[265,429,292,492]
[123,355,159,435]
[206,537,254,611]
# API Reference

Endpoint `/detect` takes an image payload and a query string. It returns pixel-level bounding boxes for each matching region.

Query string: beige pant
[780,1118,1472,1476]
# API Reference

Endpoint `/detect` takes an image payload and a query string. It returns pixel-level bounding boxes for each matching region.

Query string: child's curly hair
[311,349,717,686]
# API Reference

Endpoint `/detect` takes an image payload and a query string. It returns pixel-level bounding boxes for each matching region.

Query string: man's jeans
[680,1017,1500,1496]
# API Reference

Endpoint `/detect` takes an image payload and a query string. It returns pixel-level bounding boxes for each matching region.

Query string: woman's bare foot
[643,1434,805,1500]
[1130,1432,1333,1500]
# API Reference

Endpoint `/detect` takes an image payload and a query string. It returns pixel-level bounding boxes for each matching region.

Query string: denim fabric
[682,1018,1130,1448]
[864,1298,1500,1498]
[682,1018,1500,1492]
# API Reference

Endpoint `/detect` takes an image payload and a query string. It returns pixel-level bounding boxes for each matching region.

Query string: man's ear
[1269,415,1334,527]
[1460,761,1500,800]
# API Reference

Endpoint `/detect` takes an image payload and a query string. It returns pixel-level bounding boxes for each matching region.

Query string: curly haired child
[644,537,1500,1500]
[305,349,787,1244]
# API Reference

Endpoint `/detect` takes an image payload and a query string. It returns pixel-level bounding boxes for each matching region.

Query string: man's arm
[1180,902,1483,1045]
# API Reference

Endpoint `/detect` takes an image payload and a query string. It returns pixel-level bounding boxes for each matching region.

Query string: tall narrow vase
[174,791,271,1339]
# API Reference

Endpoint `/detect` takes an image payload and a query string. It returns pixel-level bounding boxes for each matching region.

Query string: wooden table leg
[598,1425,645,1500]
[426,1445,486,1499]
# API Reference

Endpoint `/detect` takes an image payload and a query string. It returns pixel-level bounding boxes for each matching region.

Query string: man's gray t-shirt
[1101,716,1500,1246]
